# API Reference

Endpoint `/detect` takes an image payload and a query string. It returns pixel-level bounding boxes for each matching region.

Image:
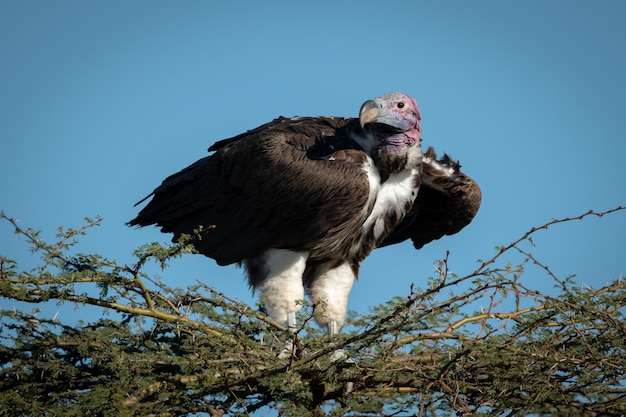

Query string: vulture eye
[397,102,405,109]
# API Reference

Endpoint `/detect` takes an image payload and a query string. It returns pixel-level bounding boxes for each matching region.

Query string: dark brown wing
[129,116,371,265]
[380,147,482,249]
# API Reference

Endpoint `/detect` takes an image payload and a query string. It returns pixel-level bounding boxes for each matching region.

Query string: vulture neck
[350,127,421,183]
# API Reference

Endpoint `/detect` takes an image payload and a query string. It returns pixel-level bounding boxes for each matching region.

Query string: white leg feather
[306,261,355,332]
[253,249,308,328]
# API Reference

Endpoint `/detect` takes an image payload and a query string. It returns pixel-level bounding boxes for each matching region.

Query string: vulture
[129,92,481,338]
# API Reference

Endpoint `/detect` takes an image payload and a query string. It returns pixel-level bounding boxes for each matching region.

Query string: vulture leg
[306,261,355,336]
[245,249,308,358]
[307,261,356,362]
[245,249,308,329]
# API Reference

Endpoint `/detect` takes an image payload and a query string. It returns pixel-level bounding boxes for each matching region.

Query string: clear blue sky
[1,1,625,323]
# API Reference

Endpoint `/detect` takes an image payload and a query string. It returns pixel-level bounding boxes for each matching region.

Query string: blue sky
[1,1,625,324]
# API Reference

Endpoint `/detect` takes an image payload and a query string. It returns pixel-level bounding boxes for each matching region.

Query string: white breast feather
[355,157,420,250]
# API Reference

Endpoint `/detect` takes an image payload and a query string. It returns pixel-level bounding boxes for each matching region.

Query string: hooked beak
[359,99,382,128]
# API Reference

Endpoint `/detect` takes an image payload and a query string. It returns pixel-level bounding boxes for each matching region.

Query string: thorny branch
[1,206,625,417]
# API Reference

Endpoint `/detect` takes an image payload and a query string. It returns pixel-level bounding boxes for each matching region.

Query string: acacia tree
[0,207,625,417]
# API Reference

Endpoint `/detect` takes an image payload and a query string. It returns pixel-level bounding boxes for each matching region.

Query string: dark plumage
[130,93,480,337]
[133,116,372,266]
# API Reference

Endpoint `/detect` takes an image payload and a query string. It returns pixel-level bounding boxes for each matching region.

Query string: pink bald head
[359,92,422,152]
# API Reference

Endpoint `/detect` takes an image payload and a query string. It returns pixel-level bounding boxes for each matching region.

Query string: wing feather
[380,147,482,249]
[129,117,371,265]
